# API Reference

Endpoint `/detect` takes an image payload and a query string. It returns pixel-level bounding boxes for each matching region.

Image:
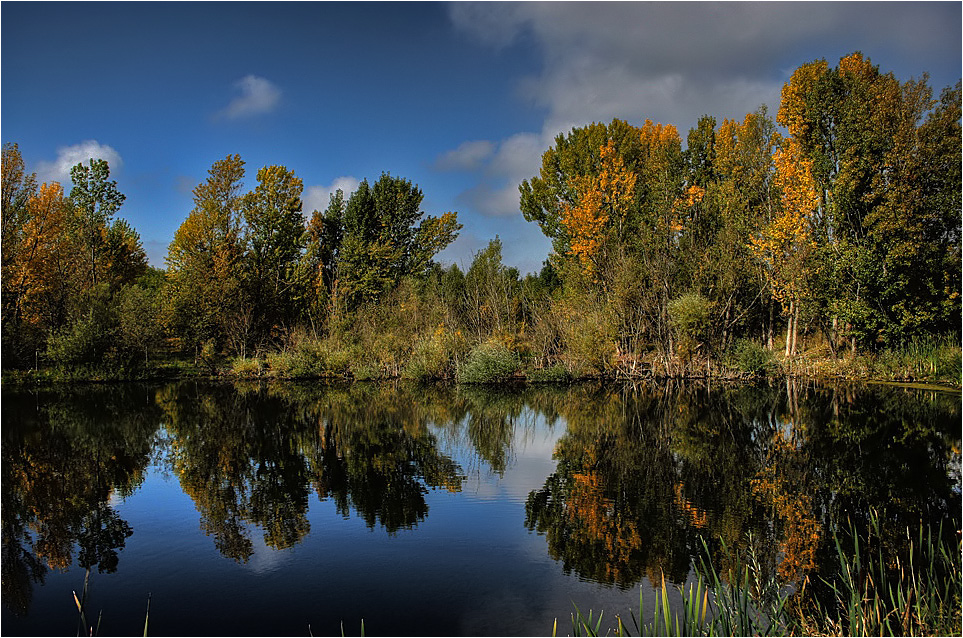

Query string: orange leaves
[562,177,609,276]
[670,185,706,236]
[560,139,636,278]
[751,430,821,583]
[773,143,819,222]
[10,182,75,330]
[566,467,643,582]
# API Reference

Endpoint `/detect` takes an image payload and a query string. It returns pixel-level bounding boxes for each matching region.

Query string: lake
[2,380,959,636]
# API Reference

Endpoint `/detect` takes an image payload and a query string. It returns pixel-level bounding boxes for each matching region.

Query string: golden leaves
[750,430,821,583]
[749,138,818,309]
[838,51,874,79]
[778,59,829,138]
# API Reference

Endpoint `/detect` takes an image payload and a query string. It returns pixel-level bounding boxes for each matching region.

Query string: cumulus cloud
[218,75,281,120]
[303,176,361,214]
[35,140,123,186]
[435,130,552,218]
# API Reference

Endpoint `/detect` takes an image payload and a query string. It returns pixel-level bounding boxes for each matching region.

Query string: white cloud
[219,75,281,120]
[434,140,496,171]
[302,176,361,214]
[35,140,123,186]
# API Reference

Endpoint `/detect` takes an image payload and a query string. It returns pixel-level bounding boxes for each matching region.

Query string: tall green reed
[559,511,960,637]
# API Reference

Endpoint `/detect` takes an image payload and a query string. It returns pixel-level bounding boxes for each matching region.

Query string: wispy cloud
[35,140,123,186]
[434,140,496,171]
[436,131,546,218]
[303,176,361,215]
[218,75,281,120]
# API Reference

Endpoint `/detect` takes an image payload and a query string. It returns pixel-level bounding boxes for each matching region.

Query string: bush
[725,338,776,376]
[230,356,264,378]
[668,292,712,359]
[557,299,617,376]
[457,340,519,384]
[402,330,450,381]
[263,335,354,379]
[526,364,572,383]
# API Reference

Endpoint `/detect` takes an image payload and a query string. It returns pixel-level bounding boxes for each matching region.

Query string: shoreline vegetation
[562,512,961,638]
[3,52,961,391]
[3,332,961,389]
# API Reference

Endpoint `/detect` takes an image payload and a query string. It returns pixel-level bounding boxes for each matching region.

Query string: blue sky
[3,2,960,274]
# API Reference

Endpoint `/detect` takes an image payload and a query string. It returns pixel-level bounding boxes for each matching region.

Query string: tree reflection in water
[2,379,958,614]
[1,385,158,615]
[524,381,960,591]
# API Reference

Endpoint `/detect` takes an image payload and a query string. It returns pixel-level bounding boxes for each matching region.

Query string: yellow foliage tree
[9,183,78,342]
[749,139,819,356]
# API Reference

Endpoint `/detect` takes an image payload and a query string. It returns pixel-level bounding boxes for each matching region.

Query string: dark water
[2,380,959,636]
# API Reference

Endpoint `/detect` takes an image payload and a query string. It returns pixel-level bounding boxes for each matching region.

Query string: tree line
[2,52,960,378]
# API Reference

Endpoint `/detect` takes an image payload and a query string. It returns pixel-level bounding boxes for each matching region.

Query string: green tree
[776,52,960,348]
[241,164,305,347]
[520,119,644,258]
[298,189,347,331]
[116,280,164,365]
[463,237,521,340]
[166,154,246,354]
[69,159,126,287]
[335,173,460,311]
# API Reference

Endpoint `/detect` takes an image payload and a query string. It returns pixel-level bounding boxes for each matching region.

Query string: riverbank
[3,336,960,389]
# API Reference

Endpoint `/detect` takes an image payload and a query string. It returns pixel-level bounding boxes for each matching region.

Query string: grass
[559,511,961,637]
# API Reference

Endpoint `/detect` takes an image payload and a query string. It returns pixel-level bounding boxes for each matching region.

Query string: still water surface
[2,380,959,636]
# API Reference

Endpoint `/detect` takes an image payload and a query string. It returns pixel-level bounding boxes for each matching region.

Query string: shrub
[668,292,712,359]
[527,364,572,383]
[556,299,617,376]
[264,336,354,379]
[725,339,776,377]
[457,340,519,384]
[231,356,264,378]
[403,330,450,381]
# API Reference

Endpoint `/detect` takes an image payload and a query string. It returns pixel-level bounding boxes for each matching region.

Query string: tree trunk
[784,300,794,358]
[766,300,775,351]
[790,304,799,357]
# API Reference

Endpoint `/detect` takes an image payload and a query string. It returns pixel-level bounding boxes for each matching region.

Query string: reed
[560,511,961,637]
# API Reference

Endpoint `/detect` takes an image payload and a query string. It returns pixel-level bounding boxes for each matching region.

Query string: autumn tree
[2,144,40,364]
[2,180,79,365]
[166,154,246,354]
[560,139,637,280]
[241,164,305,348]
[777,52,960,348]
[685,109,779,350]
[520,119,644,257]
[750,138,819,357]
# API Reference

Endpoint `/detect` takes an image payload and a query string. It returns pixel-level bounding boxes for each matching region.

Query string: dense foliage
[2,53,959,379]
